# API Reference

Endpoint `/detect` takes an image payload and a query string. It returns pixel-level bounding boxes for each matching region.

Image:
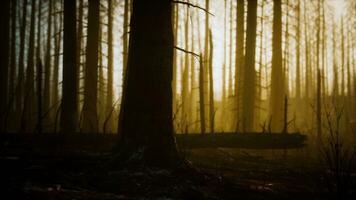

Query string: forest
[0,0,355,199]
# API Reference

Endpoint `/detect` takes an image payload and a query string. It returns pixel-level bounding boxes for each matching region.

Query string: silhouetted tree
[242,0,257,132]
[269,0,284,132]
[82,0,100,132]
[118,0,179,167]
[60,0,78,133]
[0,0,10,132]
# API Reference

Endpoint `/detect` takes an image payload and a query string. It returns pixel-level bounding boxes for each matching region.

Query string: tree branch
[172,1,215,16]
[174,46,200,59]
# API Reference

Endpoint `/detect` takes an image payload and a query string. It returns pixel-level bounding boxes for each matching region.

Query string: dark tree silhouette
[0,0,10,132]
[60,0,78,133]
[118,0,180,167]
[82,0,100,132]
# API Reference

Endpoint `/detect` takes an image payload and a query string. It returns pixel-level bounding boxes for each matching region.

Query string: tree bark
[82,0,100,132]
[105,0,114,132]
[118,0,179,167]
[242,0,257,132]
[9,0,17,113]
[16,0,28,119]
[0,0,11,132]
[235,0,244,132]
[60,0,78,133]
[22,0,37,132]
[269,0,284,132]
[208,30,215,133]
[44,0,53,123]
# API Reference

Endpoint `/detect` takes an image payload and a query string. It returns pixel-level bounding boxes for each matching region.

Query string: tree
[9,0,18,113]
[82,0,100,132]
[105,0,115,132]
[235,0,245,131]
[44,0,53,120]
[22,0,37,132]
[60,0,78,133]
[242,0,258,132]
[295,0,301,101]
[0,0,10,132]
[16,0,28,120]
[269,0,284,132]
[208,30,215,133]
[118,0,179,167]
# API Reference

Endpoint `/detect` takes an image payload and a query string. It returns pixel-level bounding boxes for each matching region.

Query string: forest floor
[0,134,355,200]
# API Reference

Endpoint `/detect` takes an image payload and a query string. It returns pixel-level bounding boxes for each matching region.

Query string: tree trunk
[208,30,215,133]
[269,0,284,132]
[181,7,190,132]
[52,0,62,120]
[204,0,210,132]
[9,0,17,114]
[295,0,301,101]
[172,3,179,115]
[118,0,179,167]
[242,0,257,132]
[22,0,37,132]
[0,0,10,132]
[235,0,244,132]
[82,0,100,132]
[16,0,28,120]
[77,0,83,116]
[123,0,129,86]
[199,54,206,134]
[105,0,114,133]
[60,0,78,133]
[44,0,52,123]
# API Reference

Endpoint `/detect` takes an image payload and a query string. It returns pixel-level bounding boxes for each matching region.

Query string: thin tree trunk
[181,7,189,132]
[199,54,206,134]
[208,30,215,133]
[44,0,52,122]
[22,0,37,132]
[16,0,28,119]
[60,0,78,133]
[295,0,301,101]
[123,0,129,85]
[9,0,18,113]
[221,0,227,131]
[341,17,345,97]
[52,0,62,123]
[77,0,83,116]
[204,0,210,132]
[172,3,178,114]
[235,0,244,132]
[105,0,114,132]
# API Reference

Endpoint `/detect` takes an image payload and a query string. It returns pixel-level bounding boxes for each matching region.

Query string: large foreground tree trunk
[60,0,78,133]
[269,0,284,132]
[242,0,257,132]
[118,0,179,167]
[82,0,100,132]
[0,0,10,132]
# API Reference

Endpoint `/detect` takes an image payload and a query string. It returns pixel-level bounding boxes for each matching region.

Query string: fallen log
[176,132,307,149]
[0,132,307,155]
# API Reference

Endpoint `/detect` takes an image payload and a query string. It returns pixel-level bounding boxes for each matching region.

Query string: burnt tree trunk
[118,0,179,167]
[242,0,257,132]
[0,0,10,132]
[269,0,284,132]
[82,0,100,132]
[60,0,78,133]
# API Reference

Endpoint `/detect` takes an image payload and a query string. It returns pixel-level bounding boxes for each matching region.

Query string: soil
[0,134,355,200]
